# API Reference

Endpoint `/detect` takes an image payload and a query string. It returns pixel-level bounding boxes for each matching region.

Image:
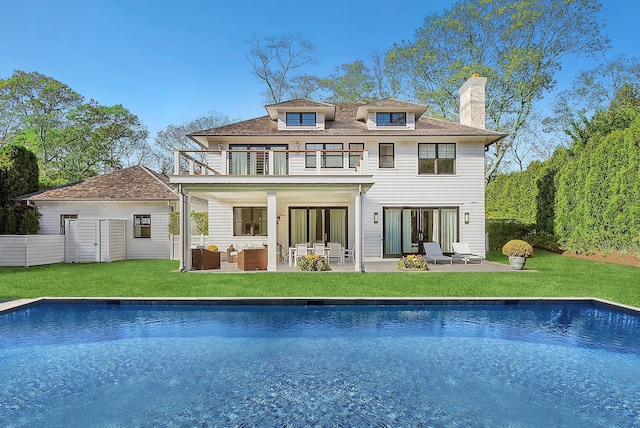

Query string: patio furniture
[293,243,309,266]
[327,242,344,265]
[423,242,453,264]
[191,248,221,270]
[226,244,237,263]
[237,247,268,271]
[452,242,483,264]
[312,243,326,257]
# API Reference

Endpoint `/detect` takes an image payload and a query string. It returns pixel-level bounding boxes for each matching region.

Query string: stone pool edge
[1,296,639,316]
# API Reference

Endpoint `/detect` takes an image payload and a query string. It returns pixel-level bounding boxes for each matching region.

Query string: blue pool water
[1,301,639,427]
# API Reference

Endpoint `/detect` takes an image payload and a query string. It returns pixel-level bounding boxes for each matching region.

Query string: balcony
[173,149,368,176]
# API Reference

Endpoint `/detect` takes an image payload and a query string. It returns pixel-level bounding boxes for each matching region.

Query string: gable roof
[355,98,427,120]
[189,102,505,145]
[20,166,179,201]
[265,98,336,120]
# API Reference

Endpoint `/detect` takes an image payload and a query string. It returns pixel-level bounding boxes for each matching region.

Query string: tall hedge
[487,163,538,223]
[0,144,41,234]
[555,111,640,254]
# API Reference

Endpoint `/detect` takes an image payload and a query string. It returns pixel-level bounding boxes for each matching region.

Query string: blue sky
[1,0,637,141]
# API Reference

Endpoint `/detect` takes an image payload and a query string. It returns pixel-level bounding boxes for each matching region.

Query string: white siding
[361,140,486,259]
[108,220,126,261]
[0,235,65,267]
[193,137,488,264]
[35,201,173,260]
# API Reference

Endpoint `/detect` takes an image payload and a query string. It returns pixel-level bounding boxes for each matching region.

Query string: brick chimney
[458,74,487,129]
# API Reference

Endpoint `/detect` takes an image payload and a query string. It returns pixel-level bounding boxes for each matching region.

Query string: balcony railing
[173,149,368,176]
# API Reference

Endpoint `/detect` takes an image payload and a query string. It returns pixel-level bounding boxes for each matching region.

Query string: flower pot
[508,256,526,270]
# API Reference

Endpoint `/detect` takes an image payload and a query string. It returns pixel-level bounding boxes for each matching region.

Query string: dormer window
[376,112,406,126]
[286,112,316,126]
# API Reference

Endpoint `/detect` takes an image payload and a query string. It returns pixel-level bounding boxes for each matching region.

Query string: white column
[267,191,278,271]
[179,186,191,272]
[354,188,363,272]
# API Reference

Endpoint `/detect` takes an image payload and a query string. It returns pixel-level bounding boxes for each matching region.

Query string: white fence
[0,235,65,267]
[170,235,211,260]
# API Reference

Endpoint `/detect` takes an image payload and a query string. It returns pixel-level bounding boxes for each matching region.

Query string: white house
[170,75,505,271]
[20,166,180,260]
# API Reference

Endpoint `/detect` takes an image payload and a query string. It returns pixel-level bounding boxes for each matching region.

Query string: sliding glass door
[383,207,458,257]
[289,207,347,247]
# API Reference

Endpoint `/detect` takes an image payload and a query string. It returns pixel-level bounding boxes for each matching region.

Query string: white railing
[173,149,368,176]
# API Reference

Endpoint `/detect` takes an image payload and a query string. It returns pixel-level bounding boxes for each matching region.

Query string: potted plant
[502,239,534,270]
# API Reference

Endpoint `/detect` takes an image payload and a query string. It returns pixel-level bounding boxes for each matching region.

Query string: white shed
[65,219,126,263]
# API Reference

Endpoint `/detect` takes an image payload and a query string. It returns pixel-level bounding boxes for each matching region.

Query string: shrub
[486,219,535,251]
[502,240,534,258]
[523,230,561,253]
[297,254,331,271]
[397,254,429,271]
[206,244,219,252]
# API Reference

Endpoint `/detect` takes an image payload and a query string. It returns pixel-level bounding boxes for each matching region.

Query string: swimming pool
[1,299,639,427]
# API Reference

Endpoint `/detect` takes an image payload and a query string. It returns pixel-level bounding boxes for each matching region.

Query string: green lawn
[1,251,639,307]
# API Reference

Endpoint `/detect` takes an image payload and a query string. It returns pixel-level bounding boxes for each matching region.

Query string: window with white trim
[134,214,151,238]
[286,112,316,126]
[418,143,456,174]
[376,112,406,126]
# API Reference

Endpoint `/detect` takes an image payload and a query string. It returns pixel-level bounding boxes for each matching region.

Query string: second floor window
[379,143,395,168]
[376,112,406,126]
[286,112,316,126]
[418,143,456,174]
[233,207,267,236]
[305,143,344,168]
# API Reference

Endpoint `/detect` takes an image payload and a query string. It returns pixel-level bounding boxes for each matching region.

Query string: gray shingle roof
[189,102,505,140]
[21,166,178,201]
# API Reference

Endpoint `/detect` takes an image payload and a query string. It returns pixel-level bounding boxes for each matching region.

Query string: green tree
[0,70,150,185]
[555,86,640,254]
[318,60,376,102]
[547,55,640,147]
[385,0,608,182]
[0,144,40,234]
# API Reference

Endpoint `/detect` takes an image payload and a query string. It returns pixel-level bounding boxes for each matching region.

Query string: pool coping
[1,296,639,316]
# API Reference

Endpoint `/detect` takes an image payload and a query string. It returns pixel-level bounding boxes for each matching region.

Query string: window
[418,143,456,174]
[229,144,288,175]
[349,143,364,168]
[305,143,344,168]
[376,112,406,126]
[286,112,316,126]
[134,215,151,238]
[379,143,395,168]
[60,214,78,235]
[233,207,267,236]
[289,207,348,247]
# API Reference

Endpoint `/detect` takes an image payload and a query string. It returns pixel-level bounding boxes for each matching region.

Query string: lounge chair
[452,242,483,264]
[423,242,453,264]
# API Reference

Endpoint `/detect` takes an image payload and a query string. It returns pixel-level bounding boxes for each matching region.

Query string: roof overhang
[355,104,427,121]
[265,104,336,121]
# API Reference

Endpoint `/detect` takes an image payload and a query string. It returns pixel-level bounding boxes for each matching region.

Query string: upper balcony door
[229,144,288,175]
[383,207,458,257]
